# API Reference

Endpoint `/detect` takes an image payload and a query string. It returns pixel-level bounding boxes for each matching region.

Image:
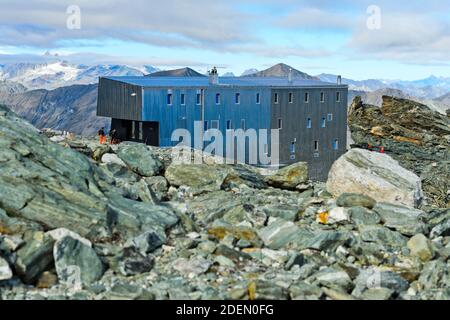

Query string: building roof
[103,76,347,88]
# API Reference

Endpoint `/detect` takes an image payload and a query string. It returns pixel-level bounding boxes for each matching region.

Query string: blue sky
[0,0,449,80]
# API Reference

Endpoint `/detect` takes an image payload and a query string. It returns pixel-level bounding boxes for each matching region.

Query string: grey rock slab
[373,202,427,236]
[116,143,163,177]
[54,236,104,287]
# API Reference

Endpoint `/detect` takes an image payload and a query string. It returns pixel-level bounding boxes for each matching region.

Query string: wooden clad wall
[97,78,142,121]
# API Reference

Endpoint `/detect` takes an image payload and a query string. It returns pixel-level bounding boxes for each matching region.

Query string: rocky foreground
[1,100,450,300]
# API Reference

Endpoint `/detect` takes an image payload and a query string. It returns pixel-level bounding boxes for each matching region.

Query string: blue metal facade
[141,87,272,149]
[97,76,349,179]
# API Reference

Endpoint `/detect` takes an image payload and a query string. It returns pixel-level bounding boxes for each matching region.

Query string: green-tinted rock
[373,202,427,236]
[266,162,308,189]
[116,143,163,176]
[14,233,54,284]
[54,236,104,287]
[361,288,393,300]
[359,225,408,249]
[348,206,381,225]
[336,193,376,209]
[257,219,300,250]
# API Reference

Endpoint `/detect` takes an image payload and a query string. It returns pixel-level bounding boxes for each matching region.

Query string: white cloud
[277,8,355,30]
[348,13,450,64]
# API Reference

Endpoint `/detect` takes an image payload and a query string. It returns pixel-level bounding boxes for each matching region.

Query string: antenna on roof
[208,66,219,85]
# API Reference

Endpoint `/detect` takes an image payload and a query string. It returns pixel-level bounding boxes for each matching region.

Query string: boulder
[47,228,92,247]
[0,257,13,281]
[265,162,308,189]
[165,164,265,194]
[54,236,104,287]
[92,144,111,161]
[327,207,350,224]
[336,193,376,209]
[373,202,427,236]
[173,256,212,276]
[348,206,381,226]
[359,225,408,249]
[125,229,166,255]
[14,233,55,284]
[257,219,300,250]
[313,267,353,291]
[407,234,434,262]
[327,148,423,208]
[101,153,126,167]
[116,143,163,176]
[165,164,230,194]
[112,247,155,277]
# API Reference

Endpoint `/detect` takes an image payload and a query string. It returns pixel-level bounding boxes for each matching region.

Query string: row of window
[203,119,246,131]
[165,91,341,106]
[202,114,334,132]
[275,91,340,104]
[289,139,339,153]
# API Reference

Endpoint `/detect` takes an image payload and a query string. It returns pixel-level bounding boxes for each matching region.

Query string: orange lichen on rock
[393,136,422,145]
[370,126,385,137]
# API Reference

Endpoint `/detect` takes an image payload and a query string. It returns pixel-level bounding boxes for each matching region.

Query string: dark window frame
[235,93,241,104]
[216,93,221,105]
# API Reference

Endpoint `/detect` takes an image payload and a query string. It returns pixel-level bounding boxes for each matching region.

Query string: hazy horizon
[0,0,449,81]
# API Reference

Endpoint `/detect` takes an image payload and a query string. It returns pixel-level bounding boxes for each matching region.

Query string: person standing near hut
[98,127,106,144]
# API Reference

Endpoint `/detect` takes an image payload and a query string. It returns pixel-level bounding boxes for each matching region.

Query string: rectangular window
[288,92,293,104]
[167,93,173,105]
[321,117,326,128]
[203,121,209,131]
[211,120,219,129]
[216,93,221,105]
[333,139,339,150]
[320,92,325,103]
[278,118,283,129]
[196,93,201,105]
[131,121,136,139]
[307,118,312,129]
[241,119,246,130]
[304,92,309,103]
[256,93,260,104]
[274,93,279,104]
[226,120,232,130]
[314,140,319,151]
[290,142,296,154]
[327,113,333,121]
[336,92,341,102]
[180,93,186,105]
[235,93,240,104]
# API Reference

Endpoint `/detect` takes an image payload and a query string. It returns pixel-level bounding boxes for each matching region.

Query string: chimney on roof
[209,66,219,85]
[337,75,342,85]
[288,68,293,84]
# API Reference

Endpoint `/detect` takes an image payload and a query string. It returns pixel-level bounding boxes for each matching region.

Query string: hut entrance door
[143,122,159,146]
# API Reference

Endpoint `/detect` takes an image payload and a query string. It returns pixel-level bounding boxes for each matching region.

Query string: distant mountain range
[147,67,205,77]
[0,62,158,90]
[317,73,450,100]
[243,63,318,80]
[0,61,448,136]
[0,83,107,136]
